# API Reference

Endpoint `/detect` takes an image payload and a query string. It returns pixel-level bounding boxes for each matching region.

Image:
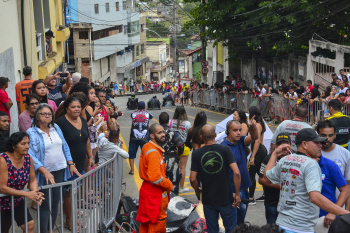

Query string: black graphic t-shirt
[191,144,236,206]
[130,110,153,139]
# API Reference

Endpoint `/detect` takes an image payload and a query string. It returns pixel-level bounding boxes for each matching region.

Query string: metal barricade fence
[192,90,199,106]
[0,153,122,233]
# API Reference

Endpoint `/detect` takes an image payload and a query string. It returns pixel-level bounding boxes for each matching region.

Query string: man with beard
[137,124,173,233]
[0,111,10,152]
[317,120,350,211]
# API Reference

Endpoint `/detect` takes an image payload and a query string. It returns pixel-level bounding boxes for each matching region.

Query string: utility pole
[201,0,206,83]
[172,0,177,82]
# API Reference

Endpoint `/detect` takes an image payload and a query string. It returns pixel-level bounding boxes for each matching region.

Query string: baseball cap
[138,101,145,109]
[295,128,327,145]
[276,133,291,144]
[45,30,55,38]
[328,213,350,233]
[71,72,82,84]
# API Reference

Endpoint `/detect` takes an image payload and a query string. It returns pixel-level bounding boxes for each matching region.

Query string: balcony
[37,52,63,79]
[56,26,70,42]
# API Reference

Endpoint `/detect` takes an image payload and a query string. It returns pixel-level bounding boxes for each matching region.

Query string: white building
[67,0,147,85]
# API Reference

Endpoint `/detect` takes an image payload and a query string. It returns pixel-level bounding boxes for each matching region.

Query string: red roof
[186,47,202,56]
[191,34,200,40]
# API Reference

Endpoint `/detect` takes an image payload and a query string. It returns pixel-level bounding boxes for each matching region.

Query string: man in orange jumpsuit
[137,123,173,233]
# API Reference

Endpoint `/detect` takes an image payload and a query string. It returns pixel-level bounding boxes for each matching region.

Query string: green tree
[146,18,170,37]
[185,0,350,60]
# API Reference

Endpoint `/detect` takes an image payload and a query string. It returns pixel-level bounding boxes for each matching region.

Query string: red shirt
[0,89,10,122]
[178,85,182,94]
[306,85,314,93]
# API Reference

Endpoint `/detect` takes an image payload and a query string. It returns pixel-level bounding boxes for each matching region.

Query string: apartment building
[145,41,171,82]
[67,0,148,86]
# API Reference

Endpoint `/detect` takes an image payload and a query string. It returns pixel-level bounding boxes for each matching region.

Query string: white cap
[72,72,82,84]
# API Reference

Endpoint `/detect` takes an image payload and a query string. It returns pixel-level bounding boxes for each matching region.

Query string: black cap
[328,213,350,233]
[332,73,337,76]
[45,30,55,38]
[276,133,291,144]
[295,128,327,145]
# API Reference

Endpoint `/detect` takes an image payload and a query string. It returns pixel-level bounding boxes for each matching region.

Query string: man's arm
[309,191,349,216]
[146,152,173,192]
[43,72,60,85]
[229,162,241,207]
[324,185,350,227]
[106,109,116,131]
[190,171,200,197]
[17,102,21,115]
[244,117,258,145]
[62,72,72,93]
[4,98,13,109]
[346,182,350,211]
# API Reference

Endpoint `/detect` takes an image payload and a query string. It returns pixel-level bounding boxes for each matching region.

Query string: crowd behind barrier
[192,89,350,124]
[0,153,123,233]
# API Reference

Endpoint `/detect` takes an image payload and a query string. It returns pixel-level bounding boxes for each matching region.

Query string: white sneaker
[179,187,189,193]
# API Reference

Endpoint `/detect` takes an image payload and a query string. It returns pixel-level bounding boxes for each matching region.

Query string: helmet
[131,94,135,99]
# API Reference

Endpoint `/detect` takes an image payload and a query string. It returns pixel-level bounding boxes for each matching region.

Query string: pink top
[48,99,57,112]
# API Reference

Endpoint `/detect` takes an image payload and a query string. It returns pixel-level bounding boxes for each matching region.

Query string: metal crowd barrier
[191,89,350,124]
[0,153,123,233]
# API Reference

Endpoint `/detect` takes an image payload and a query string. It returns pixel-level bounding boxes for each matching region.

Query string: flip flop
[129,171,134,175]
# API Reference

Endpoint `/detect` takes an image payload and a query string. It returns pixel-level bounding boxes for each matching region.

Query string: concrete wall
[116,52,133,67]
[241,55,307,88]
[0,48,19,133]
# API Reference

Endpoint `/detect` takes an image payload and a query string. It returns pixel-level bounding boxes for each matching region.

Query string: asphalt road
[117,93,278,228]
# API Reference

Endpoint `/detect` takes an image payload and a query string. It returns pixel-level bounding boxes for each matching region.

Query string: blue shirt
[221,137,252,192]
[319,155,347,217]
[113,84,118,91]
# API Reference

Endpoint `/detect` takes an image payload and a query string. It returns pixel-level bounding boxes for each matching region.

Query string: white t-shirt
[169,119,191,141]
[271,120,312,152]
[339,87,348,94]
[322,144,350,181]
[259,88,267,97]
[39,127,67,172]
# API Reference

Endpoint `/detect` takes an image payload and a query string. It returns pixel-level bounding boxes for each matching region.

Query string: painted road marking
[120,134,142,190]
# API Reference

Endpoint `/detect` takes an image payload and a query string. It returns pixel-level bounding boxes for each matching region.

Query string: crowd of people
[1,65,350,233]
[0,66,127,232]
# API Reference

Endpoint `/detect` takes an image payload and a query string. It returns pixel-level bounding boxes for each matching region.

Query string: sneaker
[256,195,265,202]
[179,187,189,193]
[248,199,256,205]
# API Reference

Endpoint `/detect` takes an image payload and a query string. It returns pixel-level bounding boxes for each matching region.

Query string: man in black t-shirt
[190,124,241,233]
[0,111,10,153]
[258,133,291,224]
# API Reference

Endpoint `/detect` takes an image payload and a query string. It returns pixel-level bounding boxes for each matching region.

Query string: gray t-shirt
[322,144,350,181]
[271,120,312,152]
[266,153,322,232]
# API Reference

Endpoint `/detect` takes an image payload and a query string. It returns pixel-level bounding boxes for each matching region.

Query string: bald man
[190,124,241,233]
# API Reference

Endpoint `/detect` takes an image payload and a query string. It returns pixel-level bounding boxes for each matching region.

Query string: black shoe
[248,199,256,205]
[256,195,265,202]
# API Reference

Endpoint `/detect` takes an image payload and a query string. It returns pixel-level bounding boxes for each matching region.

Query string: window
[136,46,139,57]
[106,3,110,12]
[81,58,90,64]
[94,4,99,14]
[36,33,43,61]
[123,1,126,10]
[141,44,144,54]
[116,2,119,11]
[92,25,123,40]
[124,25,127,34]
[79,31,89,39]
[140,24,144,32]
[127,21,139,37]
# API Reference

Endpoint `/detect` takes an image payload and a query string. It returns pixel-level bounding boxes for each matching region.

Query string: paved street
[117,93,277,227]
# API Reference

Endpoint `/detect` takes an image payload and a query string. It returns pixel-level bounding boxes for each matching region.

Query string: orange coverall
[137,141,173,233]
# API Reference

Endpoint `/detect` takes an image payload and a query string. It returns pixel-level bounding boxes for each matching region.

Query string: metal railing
[192,89,350,124]
[0,153,123,233]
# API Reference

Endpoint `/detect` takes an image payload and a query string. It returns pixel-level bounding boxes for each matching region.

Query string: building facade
[0,0,70,132]
[67,0,148,86]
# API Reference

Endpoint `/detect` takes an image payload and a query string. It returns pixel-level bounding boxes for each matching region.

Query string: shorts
[181,146,191,156]
[128,139,145,159]
[1,199,33,232]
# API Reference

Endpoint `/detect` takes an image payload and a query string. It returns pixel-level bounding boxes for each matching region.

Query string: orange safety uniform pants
[139,196,168,233]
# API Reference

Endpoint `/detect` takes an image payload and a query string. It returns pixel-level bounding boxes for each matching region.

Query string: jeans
[128,139,145,159]
[203,204,236,233]
[265,205,278,224]
[40,169,65,233]
[233,188,249,226]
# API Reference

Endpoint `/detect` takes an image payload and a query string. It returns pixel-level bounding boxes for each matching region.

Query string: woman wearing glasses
[27,103,80,233]
[18,94,41,132]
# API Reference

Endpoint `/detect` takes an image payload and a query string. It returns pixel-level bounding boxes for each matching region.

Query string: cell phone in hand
[60,73,68,78]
